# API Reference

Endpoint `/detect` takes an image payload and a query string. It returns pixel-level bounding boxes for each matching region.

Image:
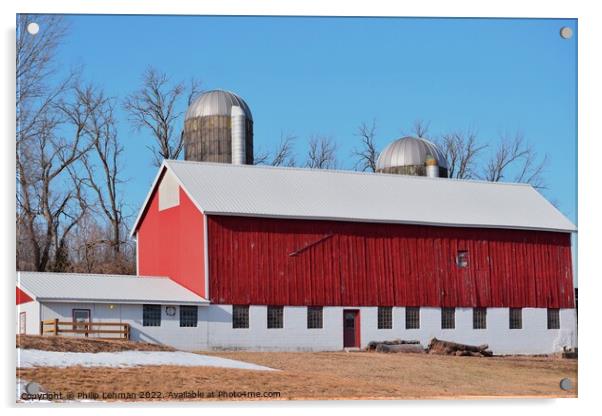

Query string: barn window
[509,308,522,329]
[547,308,560,329]
[143,304,161,326]
[377,307,393,329]
[405,307,420,329]
[456,250,469,268]
[473,308,487,329]
[179,305,198,327]
[441,308,455,329]
[307,306,323,329]
[267,306,284,329]
[232,305,249,329]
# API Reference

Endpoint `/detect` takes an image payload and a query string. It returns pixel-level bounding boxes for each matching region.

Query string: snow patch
[17,349,274,371]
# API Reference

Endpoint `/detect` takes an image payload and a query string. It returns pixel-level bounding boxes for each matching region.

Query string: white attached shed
[16,272,209,351]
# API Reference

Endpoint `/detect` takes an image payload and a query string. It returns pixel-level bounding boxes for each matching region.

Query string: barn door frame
[343,309,360,348]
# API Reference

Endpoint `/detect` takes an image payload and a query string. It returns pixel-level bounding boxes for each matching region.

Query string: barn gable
[135,167,208,298]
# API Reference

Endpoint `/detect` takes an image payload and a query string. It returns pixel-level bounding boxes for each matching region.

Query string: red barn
[129,160,576,353]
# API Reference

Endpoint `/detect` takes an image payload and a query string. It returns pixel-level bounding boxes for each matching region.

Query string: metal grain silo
[183,90,253,164]
[376,136,449,177]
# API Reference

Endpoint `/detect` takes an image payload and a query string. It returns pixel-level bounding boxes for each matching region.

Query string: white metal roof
[17,272,209,305]
[132,160,576,235]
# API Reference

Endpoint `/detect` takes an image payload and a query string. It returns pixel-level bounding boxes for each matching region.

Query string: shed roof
[132,160,576,235]
[17,272,208,305]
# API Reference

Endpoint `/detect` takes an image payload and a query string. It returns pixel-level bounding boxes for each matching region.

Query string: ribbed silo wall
[377,165,449,177]
[183,115,254,163]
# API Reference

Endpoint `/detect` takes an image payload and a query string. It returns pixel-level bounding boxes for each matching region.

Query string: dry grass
[17,335,174,353]
[17,348,577,401]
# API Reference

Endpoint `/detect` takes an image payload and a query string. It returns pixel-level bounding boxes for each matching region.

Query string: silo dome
[183,89,254,164]
[185,90,253,121]
[376,136,449,178]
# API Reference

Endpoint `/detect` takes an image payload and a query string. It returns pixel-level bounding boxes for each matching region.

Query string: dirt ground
[17,348,577,401]
[17,335,174,352]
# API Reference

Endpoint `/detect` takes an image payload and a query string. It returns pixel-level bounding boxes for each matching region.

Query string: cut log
[427,338,492,357]
[375,343,425,353]
[367,339,421,351]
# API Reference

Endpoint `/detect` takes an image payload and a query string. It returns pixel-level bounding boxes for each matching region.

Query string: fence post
[53,318,59,336]
[39,321,43,336]
[125,323,130,340]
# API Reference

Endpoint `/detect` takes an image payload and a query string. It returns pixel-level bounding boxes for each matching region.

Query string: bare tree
[16,97,94,271]
[436,130,486,179]
[16,15,100,271]
[352,120,379,172]
[306,135,338,169]
[124,67,201,166]
[254,132,297,167]
[412,119,431,138]
[483,132,548,189]
[67,85,129,262]
[17,15,70,128]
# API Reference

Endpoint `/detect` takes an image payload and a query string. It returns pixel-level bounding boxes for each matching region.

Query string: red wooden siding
[16,287,33,304]
[137,184,206,298]
[207,215,574,308]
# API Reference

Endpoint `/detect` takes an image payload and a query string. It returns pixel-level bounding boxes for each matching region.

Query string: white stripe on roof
[17,272,208,305]
[132,160,576,235]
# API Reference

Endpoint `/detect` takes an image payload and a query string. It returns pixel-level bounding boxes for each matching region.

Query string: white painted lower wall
[203,305,577,354]
[28,302,577,355]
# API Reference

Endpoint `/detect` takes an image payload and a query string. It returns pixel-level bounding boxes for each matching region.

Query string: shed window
[143,304,161,327]
[72,308,91,332]
[441,307,455,329]
[547,308,560,329]
[307,306,323,329]
[473,308,487,329]
[405,307,420,329]
[267,306,284,329]
[180,305,198,327]
[232,305,249,329]
[509,308,522,329]
[377,307,393,329]
[456,251,469,268]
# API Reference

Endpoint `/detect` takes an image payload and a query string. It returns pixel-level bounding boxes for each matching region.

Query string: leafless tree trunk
[436,130,486,179]
[352,120,379,172]
[64,84,128,262]
[124,67,201,166]
[254,132,297,167]
[16,113,93,271]
[306,135,338,169]
[16,15,96,272]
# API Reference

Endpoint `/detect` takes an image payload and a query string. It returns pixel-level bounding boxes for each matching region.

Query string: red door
[343,309,360,348]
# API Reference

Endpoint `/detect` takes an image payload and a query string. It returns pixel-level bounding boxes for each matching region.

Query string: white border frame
[4,1,600,414]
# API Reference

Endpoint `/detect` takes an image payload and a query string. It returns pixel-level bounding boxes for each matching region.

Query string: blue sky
[53,15,577,224]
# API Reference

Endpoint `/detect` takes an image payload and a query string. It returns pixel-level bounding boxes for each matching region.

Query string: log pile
[367,339,424,353]
[427,338,493,357]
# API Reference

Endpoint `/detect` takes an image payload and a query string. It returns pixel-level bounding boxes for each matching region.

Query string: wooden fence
[40,319,130,340]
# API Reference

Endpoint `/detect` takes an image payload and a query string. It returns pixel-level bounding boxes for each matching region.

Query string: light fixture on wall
[165,306,176,316]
